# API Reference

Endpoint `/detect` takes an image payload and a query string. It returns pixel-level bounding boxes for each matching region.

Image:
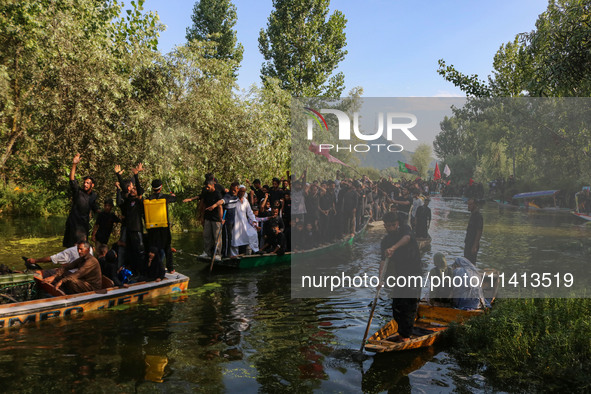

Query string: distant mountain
[358,149,412,170]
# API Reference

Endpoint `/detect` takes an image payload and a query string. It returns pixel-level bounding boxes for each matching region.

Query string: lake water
[0,198,589,392]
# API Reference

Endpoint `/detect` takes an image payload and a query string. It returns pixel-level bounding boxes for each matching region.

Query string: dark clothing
[392,298,419,338]
[116,173,145,232]
[464,211,483,263]
[269,188,285,207]
[94,211,121,244]
[305,192,320,222]
[63,179,99,247]
[414,205,431,239]
[56,253,102,294]
[144,253,166,282]
[250,186,266,204]
[396,196,413,215]
[265,231,287,255]
[146,192,177,272]
[380,224,422,282]
[381,224,422,337]
[221,193,240,257]
[99,250,123,287]
[342,188,359,213]
[200,188,224,222]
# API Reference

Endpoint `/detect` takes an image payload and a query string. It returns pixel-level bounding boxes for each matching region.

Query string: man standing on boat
[146,179,177,273]
[464,198,483,264]
[232,185,259,255]
[63,153,99,247]
[381,211,422,341]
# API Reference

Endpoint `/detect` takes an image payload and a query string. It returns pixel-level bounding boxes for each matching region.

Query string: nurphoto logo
[305,107,418,153]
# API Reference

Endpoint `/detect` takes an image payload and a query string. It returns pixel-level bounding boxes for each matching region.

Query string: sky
[143,0,550,97]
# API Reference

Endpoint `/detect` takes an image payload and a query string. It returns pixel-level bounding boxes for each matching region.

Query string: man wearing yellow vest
[145,179,177,274]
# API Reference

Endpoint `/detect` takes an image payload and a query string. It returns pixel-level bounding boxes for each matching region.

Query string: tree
[438,0,591,97]
[0,0,162,192]
[411,144,432,179]
[258,0,348,97]
[186,0,243,75]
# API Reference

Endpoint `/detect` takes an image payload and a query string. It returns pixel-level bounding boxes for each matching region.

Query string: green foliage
[449,298,591,391]
[258,0,348,97]
[411,143,432,179]
[0,1,295,217]
[0,183,67,216]
[438,0,591,98]
[434,97,591,193]
[185,0,244,76]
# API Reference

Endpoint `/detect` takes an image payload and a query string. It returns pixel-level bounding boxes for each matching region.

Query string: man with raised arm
[63,153,99,247]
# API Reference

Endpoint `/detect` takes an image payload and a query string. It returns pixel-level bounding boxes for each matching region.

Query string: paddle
[359,255,391,353]
[209,210,227,273]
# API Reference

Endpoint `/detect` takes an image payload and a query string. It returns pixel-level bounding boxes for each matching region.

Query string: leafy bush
[448,298,591,391]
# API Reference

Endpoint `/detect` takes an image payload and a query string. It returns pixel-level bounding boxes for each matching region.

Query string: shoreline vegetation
[447,298,591,392]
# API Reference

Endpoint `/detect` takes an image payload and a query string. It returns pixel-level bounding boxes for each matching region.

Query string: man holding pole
[195,180,224,260]
[381,211,422,341]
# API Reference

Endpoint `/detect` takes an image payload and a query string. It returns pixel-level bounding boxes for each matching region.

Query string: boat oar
[359,256,391,353]
[209,210,227,273]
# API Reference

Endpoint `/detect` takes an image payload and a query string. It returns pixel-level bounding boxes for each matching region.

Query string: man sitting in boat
[450,257,488,310]
[381,211,422,342]
[23,234,94,269]
[260,220,287,256]
[427,252,453,305]
[42,241,102,294]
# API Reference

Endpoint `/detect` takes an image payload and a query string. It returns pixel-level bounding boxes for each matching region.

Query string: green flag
[398,160,409,173]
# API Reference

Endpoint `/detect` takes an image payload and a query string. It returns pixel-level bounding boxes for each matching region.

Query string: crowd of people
[190,169,439,261]
[24,154,468,299]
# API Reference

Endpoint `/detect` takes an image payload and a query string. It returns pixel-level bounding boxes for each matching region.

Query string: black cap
[151,179,163,189]
[104,198,114,206]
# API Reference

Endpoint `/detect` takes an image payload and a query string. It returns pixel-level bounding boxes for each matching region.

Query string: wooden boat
[572,211,591,221]
[199,219,369,270]
[508,190,569,211]
[572,191,591,221]
[0,272,189,329]
[364,303,484,353]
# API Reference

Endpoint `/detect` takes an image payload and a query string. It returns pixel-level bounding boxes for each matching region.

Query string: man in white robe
[231,186,259,256]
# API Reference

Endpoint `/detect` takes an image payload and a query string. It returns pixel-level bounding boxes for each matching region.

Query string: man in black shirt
[200,180,224,259]
[464,198,483,264]
[91,198,120,249]
[342,182,359,237]
[414,198,431,239]
[221,182,240,258]
[116,163,145,274]
[381,211,422,340]
[63,154,99,247]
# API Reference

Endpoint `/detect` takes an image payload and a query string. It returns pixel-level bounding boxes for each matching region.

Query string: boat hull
[200,220,368,270]
[572,211,591,221]
[364,304,483,353]
[0,272,189,329]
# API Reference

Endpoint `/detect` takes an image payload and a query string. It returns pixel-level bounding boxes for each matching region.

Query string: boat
[511,190,569,211]
[0,272,189,329]
[199,219,369,270]
[572,190,591,221]
[364,303,484,353]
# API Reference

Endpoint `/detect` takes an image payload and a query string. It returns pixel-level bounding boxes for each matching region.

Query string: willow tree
[186,0,243,76]
[0,0,162,194]
[258,0,348,97]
